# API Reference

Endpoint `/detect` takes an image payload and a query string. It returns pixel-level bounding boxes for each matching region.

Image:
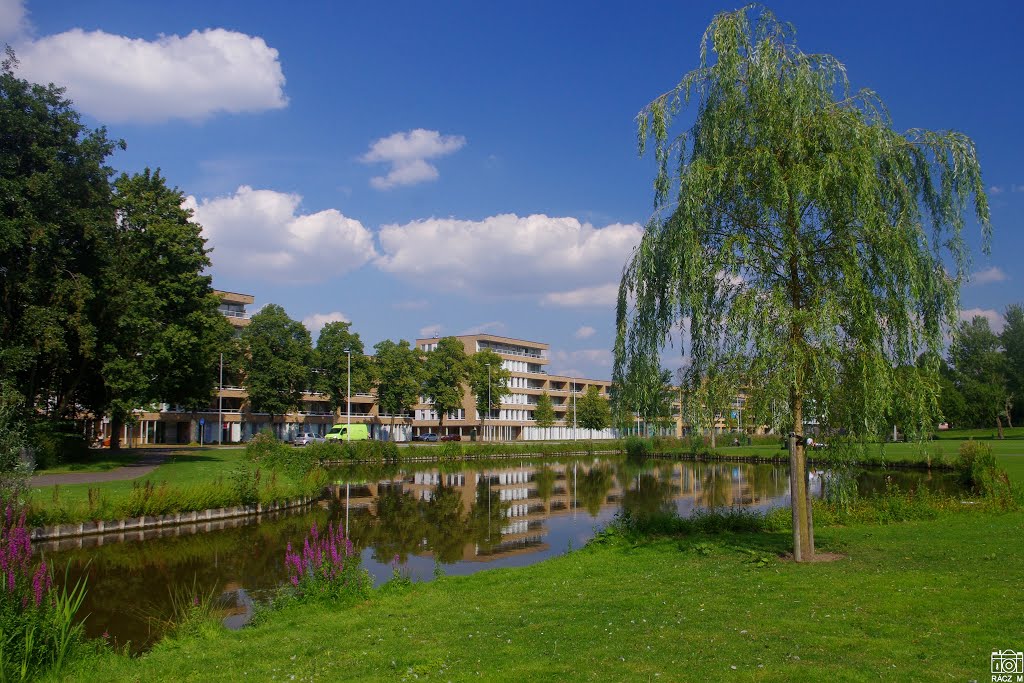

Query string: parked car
[415,433,438,442]
[439,434,461,442]
[292,432,325,447]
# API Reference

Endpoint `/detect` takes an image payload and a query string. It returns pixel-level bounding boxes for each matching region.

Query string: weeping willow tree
[614,6,989,561]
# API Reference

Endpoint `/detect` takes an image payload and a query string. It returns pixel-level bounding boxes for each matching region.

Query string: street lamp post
[218,352,223,445]
[345,349,352,441]
[572,379,577,442]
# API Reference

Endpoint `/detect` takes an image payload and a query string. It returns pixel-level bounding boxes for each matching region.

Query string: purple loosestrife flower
[31,561,47,606]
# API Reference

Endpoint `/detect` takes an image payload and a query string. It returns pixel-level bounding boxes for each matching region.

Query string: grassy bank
[25,449,323,526]
[49,444,1023,681]
[62,504,1022,682]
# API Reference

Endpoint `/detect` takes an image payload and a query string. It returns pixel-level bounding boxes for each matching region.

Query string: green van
[325,424,370,441]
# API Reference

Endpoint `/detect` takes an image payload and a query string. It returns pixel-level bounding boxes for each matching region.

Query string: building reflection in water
[325,458,798,568]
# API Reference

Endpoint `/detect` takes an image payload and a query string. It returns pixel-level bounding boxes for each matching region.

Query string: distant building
[412,334,615,442]
[114,291,617,445]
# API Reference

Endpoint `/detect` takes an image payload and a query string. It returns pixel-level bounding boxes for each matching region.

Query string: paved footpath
[29,449,175,487]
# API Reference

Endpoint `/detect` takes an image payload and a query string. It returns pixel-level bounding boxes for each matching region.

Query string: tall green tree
[620,354,676,436]
[373,339,424,440]
[422,337,469,433]
[576,386,611,438]
[242,304,312,431]
[102,169,230,448]
[314,322,375,417]
[466,349,510,438]
[615,7,989,560]
[1001,304,1024,426]
[533,391,556,429]
[0,50,121,419]
[948,316,1009,436]
[937,359,968,428]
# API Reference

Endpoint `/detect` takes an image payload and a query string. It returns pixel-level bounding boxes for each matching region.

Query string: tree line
[1,50,232,452]
[238,305,612,438]
[940,305,1024,435]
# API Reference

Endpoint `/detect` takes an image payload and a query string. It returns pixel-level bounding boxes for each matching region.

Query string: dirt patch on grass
[780,551,848,563]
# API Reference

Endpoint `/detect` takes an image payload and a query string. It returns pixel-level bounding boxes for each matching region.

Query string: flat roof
[416,333,550,350]
[214,289,255,304]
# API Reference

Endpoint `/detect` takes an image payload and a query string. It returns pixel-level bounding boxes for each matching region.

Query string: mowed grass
[54,439,1024,682]
[36,450,150,475]
[26,448,259,515]
[69,508,1023,682]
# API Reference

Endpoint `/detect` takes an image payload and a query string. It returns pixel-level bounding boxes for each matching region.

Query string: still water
[36,456,960,652]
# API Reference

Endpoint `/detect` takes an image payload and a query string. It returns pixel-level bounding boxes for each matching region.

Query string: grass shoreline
[61,504,1024,681]
[31,436,1024,680]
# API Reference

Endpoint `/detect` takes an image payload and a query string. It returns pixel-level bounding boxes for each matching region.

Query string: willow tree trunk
[789,395,813,561]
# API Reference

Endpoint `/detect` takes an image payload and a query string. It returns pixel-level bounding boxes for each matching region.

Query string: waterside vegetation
[52,443,1023,682]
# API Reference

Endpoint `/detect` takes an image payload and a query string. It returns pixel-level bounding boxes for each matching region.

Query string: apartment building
[119,291,618,445]
[413,334,615,441]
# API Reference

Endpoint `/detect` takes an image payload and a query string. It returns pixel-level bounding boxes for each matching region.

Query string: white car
[292,432,325,447]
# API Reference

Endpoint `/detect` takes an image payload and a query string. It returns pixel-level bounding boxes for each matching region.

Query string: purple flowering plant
[0,503,88,679]
[0,504,51,609]
[284,521,370,602]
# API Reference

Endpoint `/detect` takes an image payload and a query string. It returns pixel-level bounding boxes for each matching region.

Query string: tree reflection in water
[39,456,959,655]
[578,465,615,516]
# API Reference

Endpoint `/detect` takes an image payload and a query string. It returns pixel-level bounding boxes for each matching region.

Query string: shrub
[27,420,88,470]
[624,437,652,458]
[651,436,683,453]
[246,432,319,477]
[438,442,463,460]
[0,391,32,501]
[231,466,261,506]
[284,521,371,603]
[956,440,998,494]
[0,505,88,680]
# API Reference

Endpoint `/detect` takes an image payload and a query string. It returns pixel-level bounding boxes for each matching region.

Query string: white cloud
[303,311,350,338]
[376,213,642,305]
[16,27,286,123]
[549,349,614,378]
[988,185,1004,195]
[969,266,1008,285]
[361,129,466,189]
[0,0,28,42]
[959,308,1005,332]
[419,324,442,338]
[184,186,376,283]
[542,284,620,308]
[574,325,596,340]
[459,321,507,336]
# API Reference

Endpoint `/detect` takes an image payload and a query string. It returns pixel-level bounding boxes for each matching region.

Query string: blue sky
[4,0,1021,379]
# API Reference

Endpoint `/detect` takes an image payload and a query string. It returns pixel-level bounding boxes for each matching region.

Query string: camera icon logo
[992,649,1024,676]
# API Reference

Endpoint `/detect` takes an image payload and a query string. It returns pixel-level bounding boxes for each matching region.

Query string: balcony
[219,310,249,320]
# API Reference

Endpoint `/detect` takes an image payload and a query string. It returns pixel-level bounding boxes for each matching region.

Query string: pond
[36,456,961,653]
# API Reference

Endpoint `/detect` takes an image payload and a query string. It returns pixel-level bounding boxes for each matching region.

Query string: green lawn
[24,448,321,525]
[68,507,1023,682]
[35,450,149,475]
[29,449,250,507]
[37,434,1024,681]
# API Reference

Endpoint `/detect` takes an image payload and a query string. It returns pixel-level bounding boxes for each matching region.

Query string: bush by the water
[0,504,87,680]
[624,437,652,458]
[956,440,998,493]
